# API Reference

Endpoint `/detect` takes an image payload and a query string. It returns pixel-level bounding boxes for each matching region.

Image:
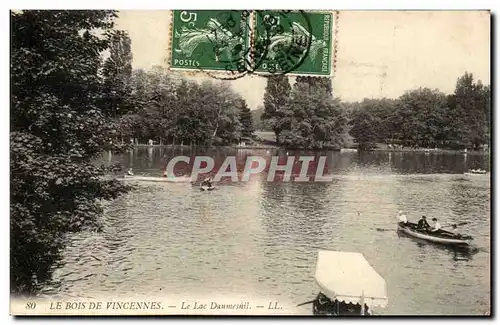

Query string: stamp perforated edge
[166,10,199,77]
[333,10,339,78]
[166,10,254,79]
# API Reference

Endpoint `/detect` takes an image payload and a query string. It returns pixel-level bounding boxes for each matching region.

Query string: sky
[115,10,490,109]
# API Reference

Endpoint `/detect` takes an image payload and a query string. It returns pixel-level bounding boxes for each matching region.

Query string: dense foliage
[262,75,292,145]
[280,77,348,149]
[11,10,131,294]
[346,73,491,150]
[251,106,272,131]
[116,68,250,146]
[238,99,255,142]
[262,76,348,149]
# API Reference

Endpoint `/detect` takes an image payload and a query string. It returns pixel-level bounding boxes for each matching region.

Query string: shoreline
[369,148,490,155]
[127,144,490,155]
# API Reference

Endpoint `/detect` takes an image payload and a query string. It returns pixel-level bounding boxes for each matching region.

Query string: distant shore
[368,148,489,155]
[131,144,279,150]
[127,144,489,155]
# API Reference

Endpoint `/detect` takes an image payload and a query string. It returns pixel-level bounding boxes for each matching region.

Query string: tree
[395,88,449,147]
[252,105,272,131]
[119,72,245,146]
[482,85,491,146]
[295,76,333,95]
[238,99,254,141]
[101,30,135,118]
[280,77,348,149]
[348,109,378,151]
[359,98,398,142]
[452,72,488,148]
[10,10,130,294]
[340,74,490,150]
[262,75,291,145]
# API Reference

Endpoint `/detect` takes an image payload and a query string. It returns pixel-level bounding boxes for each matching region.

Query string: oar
[375,228,393,232]
[296,299,316,307]
[443,221,468,228]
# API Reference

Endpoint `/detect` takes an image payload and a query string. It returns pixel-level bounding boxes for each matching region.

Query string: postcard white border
[1,1,497,325]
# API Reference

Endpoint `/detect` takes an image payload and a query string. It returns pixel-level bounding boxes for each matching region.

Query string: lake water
[40,148,491,315]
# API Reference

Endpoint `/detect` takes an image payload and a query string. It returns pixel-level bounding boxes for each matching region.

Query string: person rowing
[417,216,430,230]
[163,169,168,178]
[127,168,134,176]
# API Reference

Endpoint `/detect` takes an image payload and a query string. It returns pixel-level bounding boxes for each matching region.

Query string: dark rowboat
[312,292,371,316]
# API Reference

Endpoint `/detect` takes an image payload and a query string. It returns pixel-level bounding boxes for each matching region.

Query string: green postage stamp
[170,10,251,72]
[253,11,333,76]
[169,10,335,77]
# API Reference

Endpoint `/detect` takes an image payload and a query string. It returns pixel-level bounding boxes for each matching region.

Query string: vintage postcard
[10,9,491,316]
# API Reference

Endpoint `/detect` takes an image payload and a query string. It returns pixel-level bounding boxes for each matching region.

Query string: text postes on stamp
[253,11,333,76]
[170,10,251,73]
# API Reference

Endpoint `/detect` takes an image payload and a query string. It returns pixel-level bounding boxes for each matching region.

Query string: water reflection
[396,230,479,262]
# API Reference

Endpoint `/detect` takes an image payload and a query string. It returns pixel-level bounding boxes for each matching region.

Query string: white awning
[315,250,388,308]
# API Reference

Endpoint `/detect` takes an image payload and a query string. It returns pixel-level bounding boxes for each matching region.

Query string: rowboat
[308,250,388,316]
[397,222,472,246]
[200,185,216,191]
[121,175,192,183]
[463,172,488,177]
[340,148,358,153]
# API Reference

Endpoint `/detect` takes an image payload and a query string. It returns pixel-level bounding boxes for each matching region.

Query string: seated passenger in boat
[398,210,408,224]
[313,293,370,316]
[451,224,461,237]
[313,293,337,315]
[201,177,213,187]
[127,168,134,176]
[417,216,430,230]
[430,218,441,232]
[342,302,368,315]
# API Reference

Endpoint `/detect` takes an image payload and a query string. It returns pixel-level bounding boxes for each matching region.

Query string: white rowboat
[397,222,472,246]
[463,172,489,177]
[121,175,192,183]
